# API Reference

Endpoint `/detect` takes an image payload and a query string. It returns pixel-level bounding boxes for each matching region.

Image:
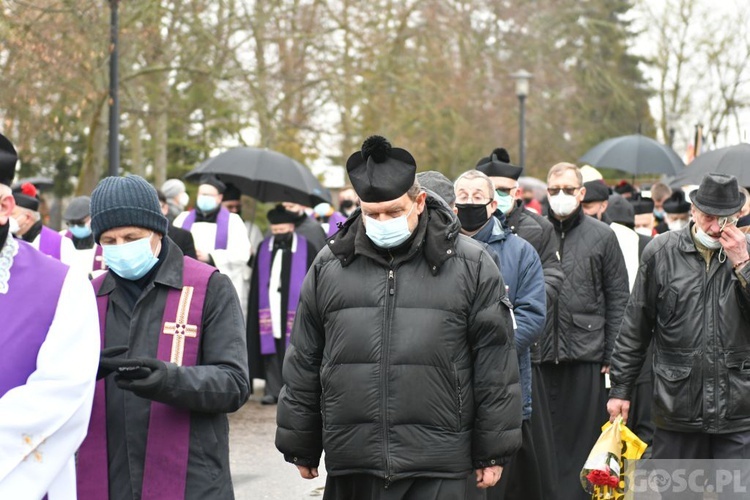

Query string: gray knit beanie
[90,175,169,243]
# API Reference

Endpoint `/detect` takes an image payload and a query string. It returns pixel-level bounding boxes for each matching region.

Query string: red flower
[586,469,619,487]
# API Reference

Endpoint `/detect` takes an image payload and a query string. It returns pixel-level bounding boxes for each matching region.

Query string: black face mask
[456,202,492,232]
[273,232,293,248]
[340,200,355,210]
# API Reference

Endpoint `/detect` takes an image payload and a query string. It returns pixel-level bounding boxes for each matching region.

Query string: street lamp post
[108,0,120,177]
[511,70,532,169]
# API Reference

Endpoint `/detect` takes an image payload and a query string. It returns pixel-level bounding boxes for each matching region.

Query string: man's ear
[0,190,15,225]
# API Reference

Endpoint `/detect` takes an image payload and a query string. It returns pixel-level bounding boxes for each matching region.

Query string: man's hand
[296,465,319,479]
[475,465,503,488]
[720,224,750,268]
[97,346,129,380]
[607,397,630,424]
[601,365,610,374]
[196,249,209,263]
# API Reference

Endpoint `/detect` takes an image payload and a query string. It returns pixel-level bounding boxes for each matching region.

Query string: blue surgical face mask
[102,233,160,280]
[364,203,416,249]
[653,208,666,220]
[494,189,515,214]
[694,226,722,250]
[196,195,219,213]
[69,224,92,239]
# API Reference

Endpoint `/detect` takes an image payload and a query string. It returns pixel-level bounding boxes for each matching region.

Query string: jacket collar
[675,222,701,254]
[327,193,460,275]
[97,237,185,296]
[548,203,584,233]
[472,216,507,245]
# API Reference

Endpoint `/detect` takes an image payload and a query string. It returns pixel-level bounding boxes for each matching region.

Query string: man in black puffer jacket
[541,162,630,500]
[276,136,522,499]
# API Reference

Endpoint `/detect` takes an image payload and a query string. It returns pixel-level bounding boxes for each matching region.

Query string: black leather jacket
[610,224,750,433]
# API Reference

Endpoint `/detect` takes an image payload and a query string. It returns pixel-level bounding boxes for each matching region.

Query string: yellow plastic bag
[580,417,648,500]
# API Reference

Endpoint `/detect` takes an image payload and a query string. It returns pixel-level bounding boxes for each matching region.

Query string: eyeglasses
[455,194,492,204]
[547,186,580,196]
[719,216,739,230]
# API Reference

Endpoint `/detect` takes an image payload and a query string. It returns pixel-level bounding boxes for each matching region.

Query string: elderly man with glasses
[609,173,750,467]
[540,162,630,500]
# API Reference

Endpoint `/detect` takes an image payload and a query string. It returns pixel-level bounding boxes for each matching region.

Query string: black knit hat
[0,133,17,187]
[475,148,523,180]
[90,175,169,243]
[12,183,40,211]
[267,204,299,225]
[691,173,745,217]
[582,180,611,203]
[346,135,417,203]
[663,189,691,214]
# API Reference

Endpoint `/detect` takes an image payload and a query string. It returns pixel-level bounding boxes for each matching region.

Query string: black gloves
[112,358,169,397]
[96,346,129,380]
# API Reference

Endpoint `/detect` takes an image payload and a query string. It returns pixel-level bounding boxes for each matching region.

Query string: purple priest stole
[76,257,215,500]
[38,225,63,261]
[257,234,308,355]
[181,207,230,250]
[0,240,68,397]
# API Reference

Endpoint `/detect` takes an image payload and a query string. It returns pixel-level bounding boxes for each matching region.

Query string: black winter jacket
[610,225,750,433]
[275,195,522,481]
[541,206,630,364]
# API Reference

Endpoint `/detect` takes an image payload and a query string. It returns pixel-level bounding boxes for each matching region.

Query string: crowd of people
[2,130,750,500]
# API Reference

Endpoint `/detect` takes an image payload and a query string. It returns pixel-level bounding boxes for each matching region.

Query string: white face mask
[548,192,579,217]
[635,227,652,237]
[667,219,688,231]
[177,192,190,209]
[8,216,20,235]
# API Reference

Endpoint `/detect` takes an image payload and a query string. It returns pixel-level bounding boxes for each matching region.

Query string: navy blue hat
[346,135,417,203]
[90,175,169,243]
[0,133,17,187]
[476,148,523,180]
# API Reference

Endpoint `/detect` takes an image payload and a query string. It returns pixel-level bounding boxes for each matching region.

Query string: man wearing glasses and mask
[609,173,750,463]
[541,162,630,500]
[276,136,521,499]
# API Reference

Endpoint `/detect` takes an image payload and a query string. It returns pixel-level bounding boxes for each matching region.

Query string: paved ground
[230,382,328,499]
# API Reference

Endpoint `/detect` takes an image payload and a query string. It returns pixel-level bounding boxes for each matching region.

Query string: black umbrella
[579,134,685,176]
[670,143,750,187]
[185,147,331,207]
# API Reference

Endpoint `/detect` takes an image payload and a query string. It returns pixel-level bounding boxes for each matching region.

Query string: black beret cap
[12,183,40,211]
[346,135,417,203]
[475,148,523,180]
[200,175,226,194]
[663,189,691,214]
[0,133,18,187]
[605,194,635,228]
[629,194,654,215]
[583,180,611,203]
[223,183,241,201]
[614,181,636,195]
[63,196,91,221]
[267,204,299,225]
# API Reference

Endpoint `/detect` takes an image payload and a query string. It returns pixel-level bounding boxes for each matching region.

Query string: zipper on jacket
[381,268,396,487]
[453,362,462,431]
[554,231,566,363]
